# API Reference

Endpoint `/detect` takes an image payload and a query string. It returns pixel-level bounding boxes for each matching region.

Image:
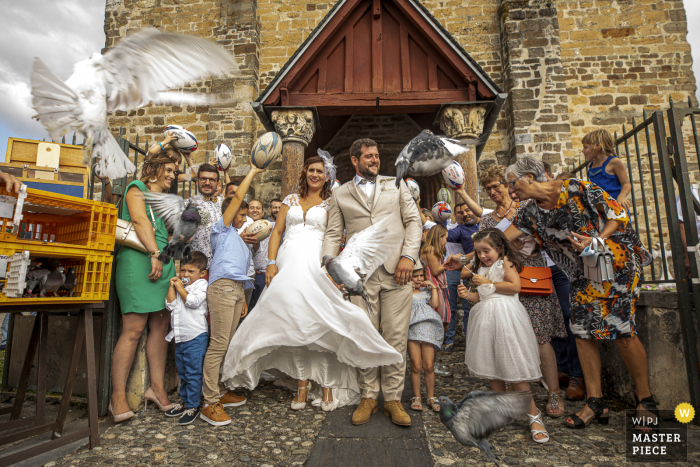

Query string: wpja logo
[625,404,692,463]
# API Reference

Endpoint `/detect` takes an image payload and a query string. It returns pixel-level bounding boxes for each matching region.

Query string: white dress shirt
[165,278,209,344]
[354,174,376,198]
[253,222,274,272]
[238,216,256,280]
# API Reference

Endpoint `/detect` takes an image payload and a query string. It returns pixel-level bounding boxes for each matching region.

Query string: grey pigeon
[41,266,65,297]
[437,392,532,466]
[321,215,404,317]
[31,28,239,180]
[395,130,488,188]
[60,267,79,297]
[25,268,49,297]
[143,192,202,264]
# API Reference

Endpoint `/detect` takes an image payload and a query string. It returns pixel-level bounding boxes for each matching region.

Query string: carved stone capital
[271,109,316,147]
[439,104,487,139]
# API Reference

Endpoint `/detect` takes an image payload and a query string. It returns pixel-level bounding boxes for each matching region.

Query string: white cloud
[0,0,106,159]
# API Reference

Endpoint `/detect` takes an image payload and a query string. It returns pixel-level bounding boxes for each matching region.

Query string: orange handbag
[519,266,554,296]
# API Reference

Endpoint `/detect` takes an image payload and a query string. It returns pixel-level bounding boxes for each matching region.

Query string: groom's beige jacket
[321,175,422,273]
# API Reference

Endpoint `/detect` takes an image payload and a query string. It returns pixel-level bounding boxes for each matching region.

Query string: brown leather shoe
[566,376,586,401]
[383,400,411,426]
[220,391,247,407]
[558,372,570,388]
[352,398,378,425]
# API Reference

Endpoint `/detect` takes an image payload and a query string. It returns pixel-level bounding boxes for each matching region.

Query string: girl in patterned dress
[458,229,549,443]
[420,225,451,328]
[407,266,441,412]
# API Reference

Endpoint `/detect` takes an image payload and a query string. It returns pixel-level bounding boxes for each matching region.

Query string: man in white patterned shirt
[249,199,275,311]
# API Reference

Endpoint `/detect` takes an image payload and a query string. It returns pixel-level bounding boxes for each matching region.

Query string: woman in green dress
[110,154,178,422]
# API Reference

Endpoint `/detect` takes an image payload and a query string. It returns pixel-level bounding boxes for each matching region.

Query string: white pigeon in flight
[31,28,239,180]
[395,129,488,188]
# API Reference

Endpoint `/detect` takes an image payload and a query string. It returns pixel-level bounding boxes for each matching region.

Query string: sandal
[428,397,440,413]
[527,409,549,443]
[546,392,564,418]
[410,396,422,411]
[564,396,609,428]
[291,384,309,410]
[634,394,659,432]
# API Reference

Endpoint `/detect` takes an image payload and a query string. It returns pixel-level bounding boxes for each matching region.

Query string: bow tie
[357,178,376,185]
[204,196,216,202]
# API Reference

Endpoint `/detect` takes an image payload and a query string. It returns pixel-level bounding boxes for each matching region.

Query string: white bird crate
[4,251,30,298]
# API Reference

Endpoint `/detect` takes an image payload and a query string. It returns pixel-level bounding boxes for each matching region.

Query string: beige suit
[321,175,422,400]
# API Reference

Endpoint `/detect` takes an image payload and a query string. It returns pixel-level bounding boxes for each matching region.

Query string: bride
[221,153,402,411]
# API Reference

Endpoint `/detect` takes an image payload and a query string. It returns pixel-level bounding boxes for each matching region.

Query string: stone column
[271,109,316,198]
[439,104,487,203]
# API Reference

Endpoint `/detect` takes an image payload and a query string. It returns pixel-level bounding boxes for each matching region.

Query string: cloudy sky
[0,1,699,160]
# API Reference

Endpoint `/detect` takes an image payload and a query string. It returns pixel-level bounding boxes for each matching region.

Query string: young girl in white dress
[457,228,549,443]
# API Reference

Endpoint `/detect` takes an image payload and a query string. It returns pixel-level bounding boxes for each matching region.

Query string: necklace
[493,201,513,220]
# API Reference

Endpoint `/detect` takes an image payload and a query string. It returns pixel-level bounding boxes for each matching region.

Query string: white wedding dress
[221,194,403,408]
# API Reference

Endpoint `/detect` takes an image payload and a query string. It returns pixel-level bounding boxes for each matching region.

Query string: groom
[322,138,422,426]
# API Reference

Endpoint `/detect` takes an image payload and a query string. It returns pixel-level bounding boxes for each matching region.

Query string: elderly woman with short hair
[502,155,657,431]
[453,166,567,419]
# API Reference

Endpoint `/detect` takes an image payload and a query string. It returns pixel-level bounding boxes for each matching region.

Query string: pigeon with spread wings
[31,28,239,180]
[321,215,405,317]
[143,192,202,265]
[437,392,532,466]
[394,130,488,188]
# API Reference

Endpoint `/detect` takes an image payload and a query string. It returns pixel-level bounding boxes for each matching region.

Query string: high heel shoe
[527,409,549,443]
[144,387,174,412]
[321,387,338,412]
[291,385,309,410]
[109,402,134,423]
[564,396,609,429]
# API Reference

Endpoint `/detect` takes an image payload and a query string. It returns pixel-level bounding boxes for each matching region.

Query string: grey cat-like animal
[437,392,532,466]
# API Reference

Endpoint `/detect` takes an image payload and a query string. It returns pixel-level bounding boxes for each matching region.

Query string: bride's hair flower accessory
[317,148,337,182]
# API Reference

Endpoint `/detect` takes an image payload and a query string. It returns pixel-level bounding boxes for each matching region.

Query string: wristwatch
[267,259,277,266]
[460,255,467,267]
[148,249,161,258]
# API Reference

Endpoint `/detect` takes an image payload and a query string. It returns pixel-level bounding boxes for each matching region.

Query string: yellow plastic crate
[0,242,112,305]
[0,186,117,251]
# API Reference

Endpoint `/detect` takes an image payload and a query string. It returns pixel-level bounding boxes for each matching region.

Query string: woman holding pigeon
[221,153,402,412]
[111,154,178,422]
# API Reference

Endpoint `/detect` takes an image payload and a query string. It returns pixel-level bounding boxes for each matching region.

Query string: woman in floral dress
[503,155,657,432]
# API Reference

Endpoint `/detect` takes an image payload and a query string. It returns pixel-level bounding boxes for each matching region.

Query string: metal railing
[572,98,700,414]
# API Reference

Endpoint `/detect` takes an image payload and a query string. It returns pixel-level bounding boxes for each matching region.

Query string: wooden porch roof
[256,0,503,115]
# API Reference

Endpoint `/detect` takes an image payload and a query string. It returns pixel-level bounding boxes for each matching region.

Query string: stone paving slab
[307,437,432,467]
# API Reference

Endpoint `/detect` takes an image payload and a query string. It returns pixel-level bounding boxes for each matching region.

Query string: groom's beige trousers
[350,265,413,401]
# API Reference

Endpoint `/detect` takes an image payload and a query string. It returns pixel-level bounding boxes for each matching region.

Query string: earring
[529,179,533,184]
[150,178,157,183]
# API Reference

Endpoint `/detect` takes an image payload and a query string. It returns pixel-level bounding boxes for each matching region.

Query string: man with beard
[322,138,422,427]
[247,200,267,310]
[269,198,282,223]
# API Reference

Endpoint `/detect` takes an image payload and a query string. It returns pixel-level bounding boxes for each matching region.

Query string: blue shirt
[209,217,252,287]
[446,223,479,254]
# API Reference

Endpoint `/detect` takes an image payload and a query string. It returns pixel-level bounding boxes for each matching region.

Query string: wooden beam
[318,61,327,93]
[400,24,411,91]
[372,1,383,92]
[289,89,470,107]
[280,87,289,106]
[373,0,381,18]
[428,56,437,91]
[345,31,353,93]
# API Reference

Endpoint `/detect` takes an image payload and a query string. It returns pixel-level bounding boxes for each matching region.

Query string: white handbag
[581,237,616,284]
[115,206,157,253]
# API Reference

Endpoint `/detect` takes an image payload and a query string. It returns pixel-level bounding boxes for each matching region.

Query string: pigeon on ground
[395,130,488,188]
[437,392,532,467]
[30,28,239,180]
[321,215,405,317]
[59,267,79,297]
[41,266,65,297]
[143,192,202,264]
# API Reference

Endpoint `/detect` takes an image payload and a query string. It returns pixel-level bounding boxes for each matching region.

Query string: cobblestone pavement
[424,346,700,467]
[49,344,700,467]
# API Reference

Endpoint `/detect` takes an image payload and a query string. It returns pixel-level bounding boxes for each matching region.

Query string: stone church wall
[103,0,697,213]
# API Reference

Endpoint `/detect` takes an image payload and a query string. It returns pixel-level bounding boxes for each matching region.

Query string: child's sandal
[410,396,422,411]
[428,397,440,412]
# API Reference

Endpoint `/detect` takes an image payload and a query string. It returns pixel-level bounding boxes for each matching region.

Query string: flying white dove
[31,28,239,180]
[395,129,488,188]
[321,214,405,316]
